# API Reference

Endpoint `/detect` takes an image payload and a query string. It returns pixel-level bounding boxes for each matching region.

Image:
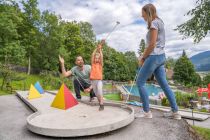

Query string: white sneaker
[163,111,181,120]
[135,110,152,119]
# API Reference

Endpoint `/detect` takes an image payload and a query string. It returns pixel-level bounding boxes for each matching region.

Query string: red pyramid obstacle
[51,83,78,110]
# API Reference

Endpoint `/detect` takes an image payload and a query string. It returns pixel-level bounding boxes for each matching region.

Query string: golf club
[125,70,139,103]
[104,21,120,41]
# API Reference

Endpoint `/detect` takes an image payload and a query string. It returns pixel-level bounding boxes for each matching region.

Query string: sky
[22,0,210,58]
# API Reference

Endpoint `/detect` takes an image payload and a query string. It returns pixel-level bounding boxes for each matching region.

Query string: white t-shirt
[146,18,165,55]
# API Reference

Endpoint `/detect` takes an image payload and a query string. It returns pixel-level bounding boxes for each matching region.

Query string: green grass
[81,92,122,101]
[104,93,121,101]
[0,90,10,96]
[11,73,42,90]
[81,91,122,101]
[193,126,210,140]
[0,72,54,95]
[103,83,114,90]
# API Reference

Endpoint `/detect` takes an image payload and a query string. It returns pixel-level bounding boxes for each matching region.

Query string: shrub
[161,91,196,108]
[40,70,73,90]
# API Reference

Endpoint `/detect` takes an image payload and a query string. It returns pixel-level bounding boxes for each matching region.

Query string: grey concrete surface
[186,118,210,129]
[16,91,134,137]
[0,94,198,140]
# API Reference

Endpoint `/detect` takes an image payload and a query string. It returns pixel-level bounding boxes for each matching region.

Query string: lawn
[103,83,114,90]
[81,92,121,101]
[103,93,121,101]
[193,126,210,140]
[0,72,67,95]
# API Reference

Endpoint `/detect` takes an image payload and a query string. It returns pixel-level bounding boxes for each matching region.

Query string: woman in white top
[136,4,181,120]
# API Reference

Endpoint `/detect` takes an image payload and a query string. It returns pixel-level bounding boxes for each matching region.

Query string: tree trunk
[27,56,31,75]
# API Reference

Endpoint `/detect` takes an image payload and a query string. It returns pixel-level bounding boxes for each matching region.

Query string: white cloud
[36,0,210,58]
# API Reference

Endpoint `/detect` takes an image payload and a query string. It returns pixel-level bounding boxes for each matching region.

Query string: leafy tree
[37,10,63,71]
[0,0,25,64]
[78,22,96,42]
[103,45,133,81]
[21,0,41,74]
[173,55,201,86]
[138,39,145,56]
[61,22,85,69]
[124,51,138,80]
[165,57,176,69]
[182,50,186,57]
[203,73,210,86]
[78,21,96,64]
[176,0,210,43]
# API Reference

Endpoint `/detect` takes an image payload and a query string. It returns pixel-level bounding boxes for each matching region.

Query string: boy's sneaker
[99,104,104,111]
[135,110,152,119]
[163,111,181,120]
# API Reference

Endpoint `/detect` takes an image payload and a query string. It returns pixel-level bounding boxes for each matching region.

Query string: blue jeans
[136,54,178,112]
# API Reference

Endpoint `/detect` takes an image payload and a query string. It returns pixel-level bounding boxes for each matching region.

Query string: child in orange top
[90,40,105,111]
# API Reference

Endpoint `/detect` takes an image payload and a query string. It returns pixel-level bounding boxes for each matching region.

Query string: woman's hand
[59,55,64,64]
[139,59,145,66]
[138,56,145,66]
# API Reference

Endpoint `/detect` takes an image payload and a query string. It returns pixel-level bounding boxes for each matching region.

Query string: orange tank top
[90,63,103,80]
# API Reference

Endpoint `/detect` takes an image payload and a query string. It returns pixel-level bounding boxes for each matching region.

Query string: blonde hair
[142,4,158,29]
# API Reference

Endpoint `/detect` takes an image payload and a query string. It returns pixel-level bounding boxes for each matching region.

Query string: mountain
[190,50,210,71]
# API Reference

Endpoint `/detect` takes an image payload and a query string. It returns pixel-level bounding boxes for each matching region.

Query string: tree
[203,73,210,86]
[78,21,96,63]
[173,55,201,86]
[102,44,136,81]
[124,51,138,80]
[165,57,176,69]
[78,22,96,42]
[0,0,25,65]
[138,39,145,56]
[62,22,84,69]
[21,0,41,74]
[182,50,186,57]
[37,10,63,71]
[176,0,210,43]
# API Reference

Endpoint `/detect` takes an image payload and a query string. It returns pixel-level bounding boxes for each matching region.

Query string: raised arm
[59,55,72,77]
[98,47,103,65]
[91,48,98,64]
[98,39,105,65]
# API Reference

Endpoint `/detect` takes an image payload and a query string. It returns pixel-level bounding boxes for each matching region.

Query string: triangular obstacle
[51,83,78,110]
[28,84,42,100]
[34,81,44,94]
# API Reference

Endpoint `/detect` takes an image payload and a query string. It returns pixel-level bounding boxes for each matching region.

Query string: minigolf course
[27,84,42,100]
[51,83,78,110]
[16,83,134,137]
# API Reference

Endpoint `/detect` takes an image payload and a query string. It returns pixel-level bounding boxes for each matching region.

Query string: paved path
[186,118,210,129]
[0,94,198,140]
[16,91,134,137]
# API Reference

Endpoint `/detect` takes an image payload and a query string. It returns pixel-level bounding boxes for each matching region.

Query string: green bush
[175,92,192,108]
[203,73,210,86]
[161,97,170,106]
[40,71,73,90]
[161,91,196,108]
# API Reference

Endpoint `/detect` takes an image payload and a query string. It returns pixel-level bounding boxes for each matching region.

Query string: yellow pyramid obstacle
[28,84,42,100]
[51,83,78,110]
